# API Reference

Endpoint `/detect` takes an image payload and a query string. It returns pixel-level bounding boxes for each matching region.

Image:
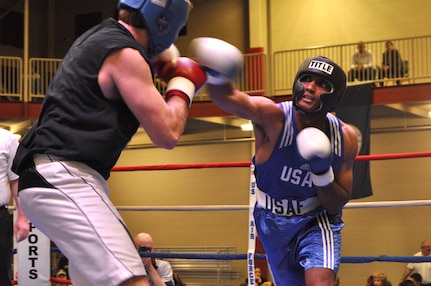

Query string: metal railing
[29,58,63,101]
[2,35,431,102]
[273,35,431,95]
[155,246,239,285]
[0,56,22,100]
[0,53,267,102]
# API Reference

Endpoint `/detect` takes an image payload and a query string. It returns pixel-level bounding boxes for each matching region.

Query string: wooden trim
[2,83,431,119]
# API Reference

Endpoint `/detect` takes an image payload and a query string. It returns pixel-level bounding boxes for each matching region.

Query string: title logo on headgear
[308,60,334,75]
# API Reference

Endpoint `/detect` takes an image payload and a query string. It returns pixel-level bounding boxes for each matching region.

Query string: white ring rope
[344,199,431,209]
[8,200,431,212]
[113,199,431,212]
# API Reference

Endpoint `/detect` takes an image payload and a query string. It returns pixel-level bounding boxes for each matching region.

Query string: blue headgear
[292,56,346,115]
[118,0,189,58]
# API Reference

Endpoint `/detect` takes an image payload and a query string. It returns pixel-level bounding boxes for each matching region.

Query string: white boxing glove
[151,44,180,76]
[188,37,243,85]
[296,127,334,187]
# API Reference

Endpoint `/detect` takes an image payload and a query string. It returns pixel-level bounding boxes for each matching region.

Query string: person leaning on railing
[347,41,377,83]
[379,40,407,86]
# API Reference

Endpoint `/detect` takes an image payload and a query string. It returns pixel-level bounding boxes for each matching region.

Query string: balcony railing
[29,58,63,101]
[0,56,22,100]
[273,35,431,95]
[1,35,431,102]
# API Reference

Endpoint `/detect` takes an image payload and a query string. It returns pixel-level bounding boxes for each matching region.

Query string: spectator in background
[368,271,392,286]
[380,40,406,86]
[173,272,186,286]
[254,267,268,286]
[241,267,270,286]
[53,269,71,286]
[57,254,69,280]
[399,281,415,286]
[348,41,377,83]
[134,232,175,286]
[334,275,340,286]
[408,273,422,286]
[399,241,431,286]
[0,128,29,286]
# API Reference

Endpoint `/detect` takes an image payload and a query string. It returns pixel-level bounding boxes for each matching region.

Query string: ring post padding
[18,222,50,286]
[247,164,257,286]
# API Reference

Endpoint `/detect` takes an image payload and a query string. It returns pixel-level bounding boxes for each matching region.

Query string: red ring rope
[354,151,431,161]
[12,277,72,285]
[112,151,431,171]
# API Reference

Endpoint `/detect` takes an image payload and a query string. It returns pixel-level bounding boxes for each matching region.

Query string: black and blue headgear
[292,56,346,115]
[118,0,189,58]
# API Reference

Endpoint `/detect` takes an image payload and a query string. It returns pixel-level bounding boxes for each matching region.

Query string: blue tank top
[252,101,344,202]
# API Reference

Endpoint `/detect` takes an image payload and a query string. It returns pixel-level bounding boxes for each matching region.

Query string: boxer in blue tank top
[190,41,359,286]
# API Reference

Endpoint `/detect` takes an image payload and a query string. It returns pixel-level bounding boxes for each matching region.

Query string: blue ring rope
[13,248,431,263]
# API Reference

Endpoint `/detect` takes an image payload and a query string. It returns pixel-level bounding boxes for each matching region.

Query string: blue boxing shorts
[254,204,343,286]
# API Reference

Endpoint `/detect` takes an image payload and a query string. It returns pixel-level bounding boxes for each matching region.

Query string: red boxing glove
[151,44,180,76]
[158,57,207,107]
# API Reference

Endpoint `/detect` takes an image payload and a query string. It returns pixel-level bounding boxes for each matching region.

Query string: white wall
[269,0,431,51]
[339,129,431,284]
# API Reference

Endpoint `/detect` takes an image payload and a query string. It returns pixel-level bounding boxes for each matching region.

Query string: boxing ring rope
[137,252,431,264]
[18,255,431,286]
[115,199,431,212]
[43,248,431,263]
[113,150,431,211]
[111,150,431,266]
[111,151,431,172]
[11,150,431,285]
[12,277,74,285]
[11,254,431,285]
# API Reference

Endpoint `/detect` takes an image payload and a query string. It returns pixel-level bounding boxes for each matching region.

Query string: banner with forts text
[18,222,51,286]
[334,83,373,199]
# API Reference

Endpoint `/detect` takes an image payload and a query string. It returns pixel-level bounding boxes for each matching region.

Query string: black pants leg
[0,206,13,286]
[348,69,356,82]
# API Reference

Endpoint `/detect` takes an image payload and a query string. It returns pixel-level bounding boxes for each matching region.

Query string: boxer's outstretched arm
[189,37,282,128]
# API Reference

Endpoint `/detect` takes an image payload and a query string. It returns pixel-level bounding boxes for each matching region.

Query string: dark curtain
[334,83,373,199]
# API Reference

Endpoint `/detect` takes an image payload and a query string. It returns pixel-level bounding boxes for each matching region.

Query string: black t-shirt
[13,18,150,179]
